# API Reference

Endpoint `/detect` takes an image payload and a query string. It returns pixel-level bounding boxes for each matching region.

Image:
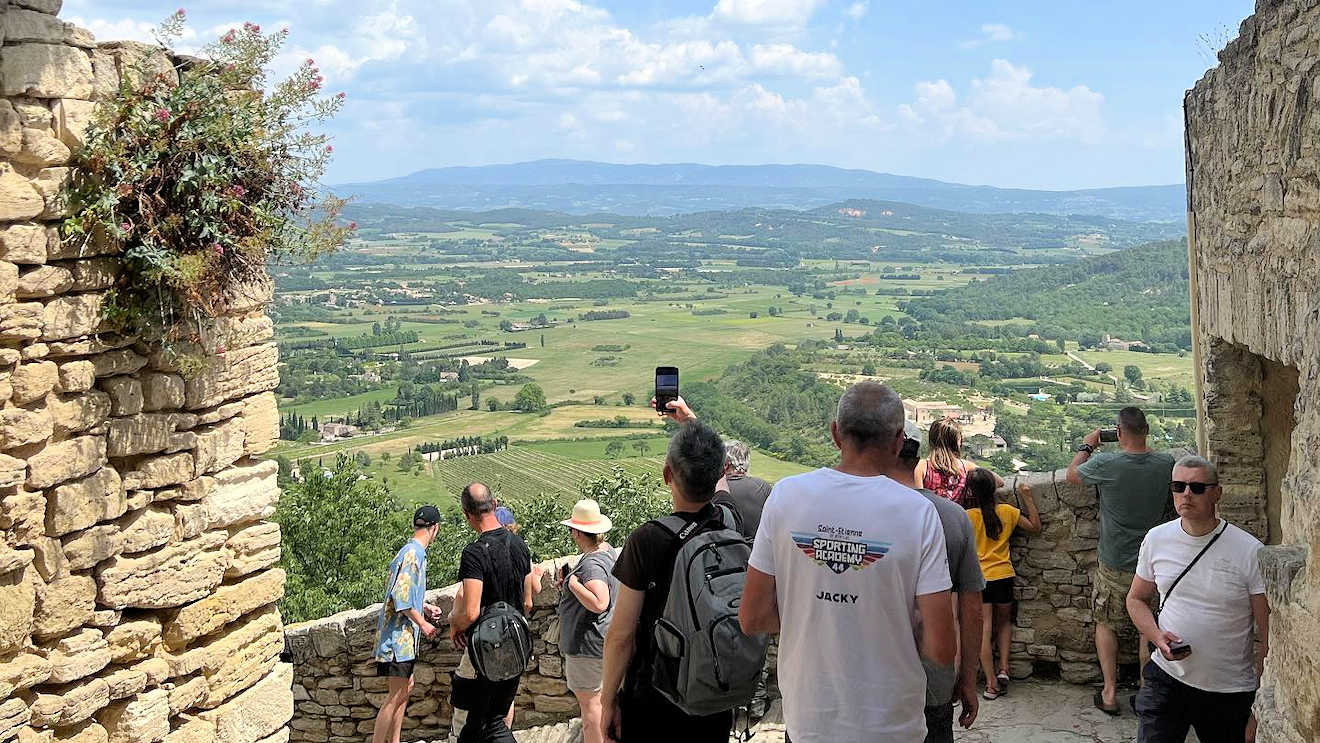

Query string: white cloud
[960,22,1018,49]
[712,0,827,27]
[845,2,869,21]
[748,44,842,78]
[65,16,195,45]
[900,60,1104,144]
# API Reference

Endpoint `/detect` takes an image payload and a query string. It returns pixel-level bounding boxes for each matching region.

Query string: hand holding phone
[655,366,679,417]
[1167,639,1192,660]
[1099,429,1119,443]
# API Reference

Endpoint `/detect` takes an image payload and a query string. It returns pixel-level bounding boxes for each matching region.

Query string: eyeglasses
[1170,481,1218,495]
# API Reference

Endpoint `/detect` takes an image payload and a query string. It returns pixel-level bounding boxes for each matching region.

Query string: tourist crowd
[367,387,1269,743]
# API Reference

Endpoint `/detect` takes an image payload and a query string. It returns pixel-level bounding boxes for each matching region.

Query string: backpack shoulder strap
[715,504,738,531]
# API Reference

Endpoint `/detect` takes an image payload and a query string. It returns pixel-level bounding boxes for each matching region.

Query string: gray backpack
[650,507,769,717]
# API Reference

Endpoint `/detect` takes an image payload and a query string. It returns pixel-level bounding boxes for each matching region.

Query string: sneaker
[983,687,1001,700]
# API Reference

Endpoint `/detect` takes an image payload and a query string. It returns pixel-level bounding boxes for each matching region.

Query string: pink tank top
[923,461,970,506]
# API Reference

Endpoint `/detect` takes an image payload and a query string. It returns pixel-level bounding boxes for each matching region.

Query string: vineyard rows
[425,447,662,501]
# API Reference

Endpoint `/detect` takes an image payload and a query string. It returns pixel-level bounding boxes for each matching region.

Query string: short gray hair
[724,440,750,474]
[666,422,725,502]
[1174,455,1219,483]
[835,382,904,449]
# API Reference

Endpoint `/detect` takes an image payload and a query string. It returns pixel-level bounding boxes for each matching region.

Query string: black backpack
[467,601,532,682]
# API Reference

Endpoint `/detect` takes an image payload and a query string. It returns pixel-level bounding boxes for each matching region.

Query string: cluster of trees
[337,330,420,350]
[580,310,630,321]
[512,383,547,412]
[415,435,510,456]
[388,382,462,419]
[279,413,320,442]
[574,415,653,429]
[604,439,654,458]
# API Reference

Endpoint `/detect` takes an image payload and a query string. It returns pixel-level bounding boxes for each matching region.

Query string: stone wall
[1185,1,1320,740]
[1,7,292,743]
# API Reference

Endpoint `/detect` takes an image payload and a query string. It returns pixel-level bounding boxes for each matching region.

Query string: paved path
[511,680,1180,743]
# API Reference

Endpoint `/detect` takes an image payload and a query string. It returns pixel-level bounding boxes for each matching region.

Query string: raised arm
[1016,483,1042,535]
[1066,429,1101,485]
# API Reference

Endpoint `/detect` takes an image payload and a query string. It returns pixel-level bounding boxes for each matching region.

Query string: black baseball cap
[413,505,441,527]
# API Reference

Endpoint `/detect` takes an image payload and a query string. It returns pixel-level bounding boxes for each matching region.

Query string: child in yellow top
[965,469,1040,700]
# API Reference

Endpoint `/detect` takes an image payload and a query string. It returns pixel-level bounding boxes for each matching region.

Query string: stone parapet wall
[1185,1,1320,741]
[1,7,292,743]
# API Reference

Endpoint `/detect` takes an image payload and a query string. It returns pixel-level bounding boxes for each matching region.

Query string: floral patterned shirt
[374,538,427,662]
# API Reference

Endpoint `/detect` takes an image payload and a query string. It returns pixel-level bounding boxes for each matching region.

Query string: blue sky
[63,0,1253,189]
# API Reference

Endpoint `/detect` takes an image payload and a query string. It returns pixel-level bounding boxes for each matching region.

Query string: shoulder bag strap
[1160,522,1228,611]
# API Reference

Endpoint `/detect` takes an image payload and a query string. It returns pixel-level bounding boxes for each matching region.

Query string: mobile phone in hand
[1099,429,1119,443]
[1167,640,1192,659]
[655,366,679,416]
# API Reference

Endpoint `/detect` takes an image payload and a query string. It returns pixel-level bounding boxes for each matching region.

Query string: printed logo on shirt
[791,531,890,574]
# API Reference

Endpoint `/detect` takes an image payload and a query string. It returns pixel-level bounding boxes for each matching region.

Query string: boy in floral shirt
[372,505,443,743]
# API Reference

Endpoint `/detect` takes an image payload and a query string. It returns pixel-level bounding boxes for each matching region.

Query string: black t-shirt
[613,503,720,694]
[458,527,532,611]
[713,475,772,540]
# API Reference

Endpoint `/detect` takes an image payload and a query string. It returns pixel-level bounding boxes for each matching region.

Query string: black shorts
[376,661,415,678]
[982,577,1014,605]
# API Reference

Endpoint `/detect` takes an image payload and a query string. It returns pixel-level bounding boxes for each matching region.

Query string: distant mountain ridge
[335,159,1186,222]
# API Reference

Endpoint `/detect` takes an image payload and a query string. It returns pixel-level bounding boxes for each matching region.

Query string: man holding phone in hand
[1126,455,1269,743]
[1066,406,1174,715]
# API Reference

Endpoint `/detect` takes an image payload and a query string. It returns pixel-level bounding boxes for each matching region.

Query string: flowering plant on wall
[63,10,351,365]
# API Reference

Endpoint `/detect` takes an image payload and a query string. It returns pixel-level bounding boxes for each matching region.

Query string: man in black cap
[371,505,443,743]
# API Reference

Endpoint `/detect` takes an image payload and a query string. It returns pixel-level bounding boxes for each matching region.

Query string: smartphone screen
[655,366,679,414]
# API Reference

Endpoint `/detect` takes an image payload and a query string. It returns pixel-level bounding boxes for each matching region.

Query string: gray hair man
[1126,455,1269,743]
[740,382,955,742]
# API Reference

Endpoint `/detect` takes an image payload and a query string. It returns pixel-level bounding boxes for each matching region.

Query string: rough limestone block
[117,506,174,554]
[37,628,111,684]
[142,374,185,413]
[28,434,107,490]
[107,415,177,458]
[223,523,279,579]
[0,652,52,699]
[32,167,70,219]
[47,390,111,435]
[193,403,243,428]
[1,485,45,541]
[56,361,96,393]
[42,293,103,341]
[196,616,284,709]
[0,565,36,654]
[0,43,94,99]
[0,406,54,449]
[12,360,58,404]
[173,502,208,542]
[0,261,18,305]
[54,99,97,151]
[1,8,69,43]
[182,344,279,410]
[97,689,169,743]
[193,418,245,477]
[0,302,46,342]
[0,224,49,265]
[22,343,49,361]
[99,42,178,91]
[65,259,120,292]
[162,569,286,650]
[0,101,20,156]
[197,663,292,743]
[0,699,31,743]
[163,717,213,743]
[128,658,169,688]
[17,265,74,298]
[30,678,110,728]
[104,619,161,665]
[0,163,44,221]
[238,393,278,457]
[102,667,148,701]
[53,722,108,743]
[0,545,33,575]
[32,572,95,639]
[203,460,277,531]
[168,678,207,717]
[15,128,71,168]
[91,351,147,379]
[162,607,280,683]
[61,525,124,571]
[19,727,53,743]
[101,378,143,417]
[45,467,125,536]
[94,531,228,610]
[120,452,194,491]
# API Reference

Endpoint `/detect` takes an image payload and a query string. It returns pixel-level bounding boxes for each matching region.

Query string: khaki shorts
[1091,564,1155,632]
[564,655,603,693]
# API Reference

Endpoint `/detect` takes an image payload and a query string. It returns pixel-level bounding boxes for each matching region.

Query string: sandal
[1093,690,1120,716]
[996,672,1010,694]
[983,685,1001,700]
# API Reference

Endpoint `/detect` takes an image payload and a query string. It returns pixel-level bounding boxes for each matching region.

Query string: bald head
[834,381,905,451]
[461,482,494,516]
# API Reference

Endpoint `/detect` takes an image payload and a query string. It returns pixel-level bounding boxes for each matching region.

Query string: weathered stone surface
[168,678,207,717]
[107,415,178,458]
[181,344,279,410]
[31,435,108,490]
[0,302,46,342]
[0,699,31,743]
[43,293,104,341]
[0,224,49,265]
[0,566,36,653]
[193,403,242,428]
[1,8,71,43]
[22,343,49,361]
[0,101,20,156]
[193,418,245,477]
[15,128,71,168]
[197,663,292,743]
[32,167,70,219]
[12,360,58,404]
[2,485,46,541]
[101,377,143,417]
[18,266,74,298]
[163,718,213,743]
[32,572,95,639]
[0,406,53,449]
[141,375,184,413]
[48,391,111,435]
[56,361,95,393]
[65,259,119,292]
[121,453,194,491]
[0,163,44,222]
[92,351,147,379]
[117,506,174,554]
[96,689,169,743]
[45,467,124,536]
[196,615,284,709]
[53,99,97,151]
[54,722,108,743]
[238,393,278,457]
[0,652,51,699]
[163,606,280,679]
[31,678,110,728]
[95,531,228,610]
[1,43,94,99]
[162,569,285,650]
[102,668,148,701]
[37,628,111,683]
[104,619,161,664]
[203,460,277,531]
[61,525,123,571]
[223,523,279,579]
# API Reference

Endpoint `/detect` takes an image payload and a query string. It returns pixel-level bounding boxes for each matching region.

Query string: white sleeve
[1135,534,1154,582]
[915,502,952,596]
[748,485,778,576]
[1245,541,1266,595]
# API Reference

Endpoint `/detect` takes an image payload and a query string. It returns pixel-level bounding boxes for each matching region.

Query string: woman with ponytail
[964,468,1040,700]
[915,417,1003,506]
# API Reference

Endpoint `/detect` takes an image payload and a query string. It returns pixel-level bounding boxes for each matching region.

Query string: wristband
[1076,443,1095,454]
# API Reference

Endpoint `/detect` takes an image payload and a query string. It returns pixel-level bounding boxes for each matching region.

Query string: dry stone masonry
[1185,1,1320,740]
[1,7,293,743]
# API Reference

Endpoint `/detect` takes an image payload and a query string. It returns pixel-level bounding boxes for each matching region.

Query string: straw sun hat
[560,499,613,534]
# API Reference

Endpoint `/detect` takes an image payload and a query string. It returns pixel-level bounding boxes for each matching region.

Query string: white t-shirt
[1135,518,1265,692]
[748,468,951,743]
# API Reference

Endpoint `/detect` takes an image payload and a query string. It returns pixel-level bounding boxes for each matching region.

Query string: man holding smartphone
[1066,406,1175,714]
[1126,455,1269,742]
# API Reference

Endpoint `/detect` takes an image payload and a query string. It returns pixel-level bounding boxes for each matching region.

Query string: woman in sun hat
[555,499,620,743]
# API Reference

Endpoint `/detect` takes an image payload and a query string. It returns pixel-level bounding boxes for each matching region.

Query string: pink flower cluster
[222,30,236,43]
[210,242,225,256]
[229,185,246,198]
[175,8,186,18]
[348,221,358,231]
[154,108,171,123]
[336,92,347,100]
[243,22,260,33]
[121,221,133,234]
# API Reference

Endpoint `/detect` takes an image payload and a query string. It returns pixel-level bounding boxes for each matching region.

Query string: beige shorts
[1091,564,1155,633]
[564,655,603,693]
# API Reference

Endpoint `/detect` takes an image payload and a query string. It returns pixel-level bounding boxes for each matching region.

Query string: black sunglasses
[1170,480,1218,495]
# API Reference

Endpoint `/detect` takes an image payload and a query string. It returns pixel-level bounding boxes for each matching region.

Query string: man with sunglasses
[1126,455,1269,743]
